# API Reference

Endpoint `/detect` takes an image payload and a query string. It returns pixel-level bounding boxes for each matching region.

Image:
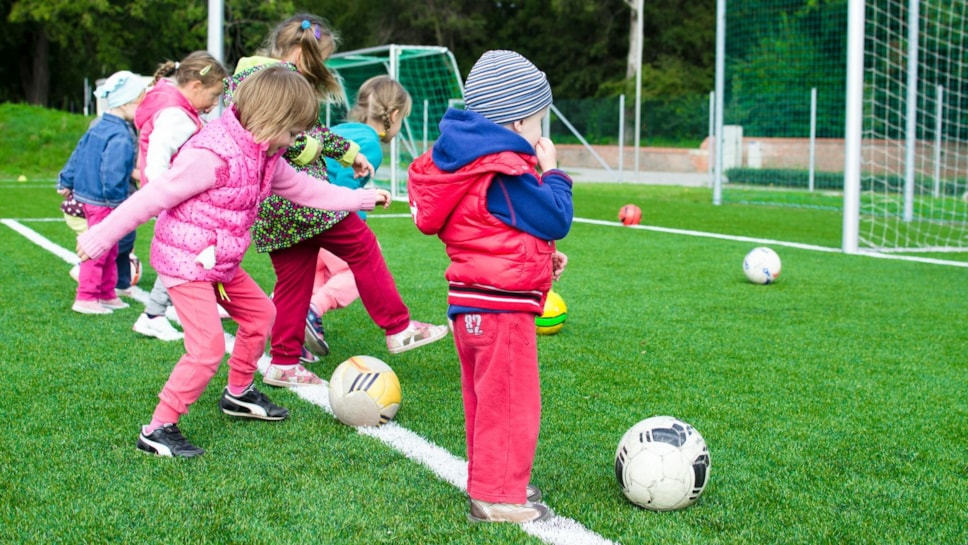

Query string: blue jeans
[115,230,136,289]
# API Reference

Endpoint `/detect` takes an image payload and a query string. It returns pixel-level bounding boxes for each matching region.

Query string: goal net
[847,0,968,253]
[325,45,464,197]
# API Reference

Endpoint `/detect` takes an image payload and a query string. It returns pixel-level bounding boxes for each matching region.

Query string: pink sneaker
[263,364,323,388]
[386,320,449,354]
[72,300,112,315]
[99,297,130,310]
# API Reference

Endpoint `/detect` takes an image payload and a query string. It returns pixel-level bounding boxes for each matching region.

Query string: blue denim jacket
[57,113,137,207]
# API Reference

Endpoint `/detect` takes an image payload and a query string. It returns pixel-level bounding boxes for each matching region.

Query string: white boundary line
[577,217,968,267]
[3,218,620,545]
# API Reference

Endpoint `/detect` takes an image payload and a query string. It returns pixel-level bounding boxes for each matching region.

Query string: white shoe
[133,313,184,341]
[386,321,449,354]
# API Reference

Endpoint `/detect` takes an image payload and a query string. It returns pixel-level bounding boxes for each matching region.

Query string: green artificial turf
[1,181,965,544]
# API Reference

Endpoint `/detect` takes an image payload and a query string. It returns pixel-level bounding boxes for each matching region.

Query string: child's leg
[77,204,118,302]
[115,230,136,290]
[310,249,359,314]
[144,277,173,316]
[454,312,541,505]
[151,281,226,424]
[268,240,320,366]
[317,215,410,335]
[216,268,275,390]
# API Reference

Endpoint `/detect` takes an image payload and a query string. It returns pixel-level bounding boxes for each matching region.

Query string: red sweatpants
[151,269,275,424]
[454,311,541,504]
[268,214,410,365]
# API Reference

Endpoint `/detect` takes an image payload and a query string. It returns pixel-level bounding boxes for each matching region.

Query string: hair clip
[301,20,311,30]
[200,64,212,76]
[174,62,180,70]
[313,23,321,40]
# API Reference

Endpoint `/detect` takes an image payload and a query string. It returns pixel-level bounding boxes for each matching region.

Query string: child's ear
[509,119,525,134]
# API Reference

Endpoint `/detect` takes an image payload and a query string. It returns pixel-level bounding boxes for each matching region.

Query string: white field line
[576,217,968,268]
[4,217,620,545]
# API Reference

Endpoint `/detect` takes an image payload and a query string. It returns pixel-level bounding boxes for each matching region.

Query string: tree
[2,0,293,109]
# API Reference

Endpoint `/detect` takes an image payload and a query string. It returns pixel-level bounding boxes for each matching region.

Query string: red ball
[619,204,642,226]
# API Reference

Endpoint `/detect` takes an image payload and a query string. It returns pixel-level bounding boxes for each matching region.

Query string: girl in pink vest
[131,51,228,342]
[76,66,390,458]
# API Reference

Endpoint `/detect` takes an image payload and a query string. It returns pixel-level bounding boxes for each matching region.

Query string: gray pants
[144,276,173,316]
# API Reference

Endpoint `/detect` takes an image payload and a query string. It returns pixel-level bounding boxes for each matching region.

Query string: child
[75,66,391,457]
[407,50,574,523]
[226,14,447,389]
[304,75,413,358]
[58,70,148,315]
[131,51,229,342]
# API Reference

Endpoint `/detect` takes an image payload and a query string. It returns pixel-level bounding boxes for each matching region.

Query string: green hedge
[725,168,844,189]
[726,167,968,196]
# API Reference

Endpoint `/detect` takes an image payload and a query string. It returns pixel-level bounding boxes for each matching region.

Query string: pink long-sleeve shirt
[77,146,377,288]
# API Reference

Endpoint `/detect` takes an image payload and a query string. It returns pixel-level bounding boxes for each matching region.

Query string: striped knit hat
[463,50,552,125]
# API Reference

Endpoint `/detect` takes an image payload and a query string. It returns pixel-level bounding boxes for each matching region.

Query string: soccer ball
[619,204,642,226]
[536,290,567,335]
[614,415,711,511]
[743,247,782,284]
[328,355,402,427]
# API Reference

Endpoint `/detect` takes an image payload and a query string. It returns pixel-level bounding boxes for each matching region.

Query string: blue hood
[432,108,536,172]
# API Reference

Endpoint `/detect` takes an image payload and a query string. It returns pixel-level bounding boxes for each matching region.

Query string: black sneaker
[219,385,289,421]
[137,424,205,458]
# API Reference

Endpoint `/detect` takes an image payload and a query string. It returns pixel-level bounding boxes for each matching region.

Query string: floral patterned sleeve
[284,123,355,168]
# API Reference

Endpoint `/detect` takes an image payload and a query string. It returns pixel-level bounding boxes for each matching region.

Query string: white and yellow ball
[328,355,401,427]
[536,290,567,335]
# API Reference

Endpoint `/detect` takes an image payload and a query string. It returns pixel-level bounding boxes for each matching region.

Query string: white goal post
[843,0,968,254]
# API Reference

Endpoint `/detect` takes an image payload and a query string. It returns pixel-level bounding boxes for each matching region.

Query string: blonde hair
[152,51,228,88]
[233,65,319,142]
[263,14,345,105]
[347,76,412,136]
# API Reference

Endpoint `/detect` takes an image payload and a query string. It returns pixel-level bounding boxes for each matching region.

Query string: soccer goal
[843,0,968,254]
[325,45,464,197]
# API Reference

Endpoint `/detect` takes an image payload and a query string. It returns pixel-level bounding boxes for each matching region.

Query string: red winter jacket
[408,150,555,315]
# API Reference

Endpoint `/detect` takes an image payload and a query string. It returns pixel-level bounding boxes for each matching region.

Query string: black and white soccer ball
[614,415,711,511]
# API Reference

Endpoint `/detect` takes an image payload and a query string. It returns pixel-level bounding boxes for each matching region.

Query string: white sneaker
[386,320,449,354]
[468,499,551,523]
[133,313,184,342]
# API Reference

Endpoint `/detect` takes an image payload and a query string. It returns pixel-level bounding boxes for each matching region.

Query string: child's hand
[552,250,568,281]
[57,188,72,197]
[374,189,392,209]
[76,244,90,263]
[535,137,558,172]
[352,153,376,179]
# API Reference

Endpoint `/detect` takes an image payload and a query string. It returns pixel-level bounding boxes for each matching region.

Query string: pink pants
[309,249,359,314]
[268,214,410,365]
[76,203,117,301]
[454,311,541,504]
[151,268,275,424]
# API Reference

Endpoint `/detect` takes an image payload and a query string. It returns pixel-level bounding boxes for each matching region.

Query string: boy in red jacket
[408,50,573,523]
